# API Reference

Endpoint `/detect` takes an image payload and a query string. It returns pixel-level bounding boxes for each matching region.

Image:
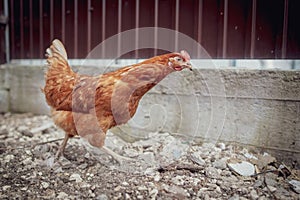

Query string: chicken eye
[175,57,182,62]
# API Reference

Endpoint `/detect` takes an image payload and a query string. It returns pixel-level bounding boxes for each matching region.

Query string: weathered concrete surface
[0,64,299,166]
[0,65,9,112]
[5,65,49,114]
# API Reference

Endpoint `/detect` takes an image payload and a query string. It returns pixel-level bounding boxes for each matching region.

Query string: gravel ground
[0,113,299,199]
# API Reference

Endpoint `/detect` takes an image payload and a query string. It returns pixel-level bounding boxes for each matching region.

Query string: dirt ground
[0,113,299,199]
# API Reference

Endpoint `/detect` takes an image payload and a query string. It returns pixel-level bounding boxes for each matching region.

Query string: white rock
[213,158,228,170]
[2,185,11,191]
[41,181,50,189]
[80,182,91,188]
[137,186,148,191]
[205,166,220,178]
[190,152,206,166]
[124,148,139,157]
[139,152,155,164]
[250,189,259,200]
[43,156,55,168]
[22,157,32,165]
[228,161,255,176]
[114,185,122,192]
[154,174,161,182]
[149,188,158,198]
[289,180,300,194]
[159,137,189,160]
[96,194,108,200]
[215,186,222,193]
[204,194,210,200]
[243,152,258,160]
[4,155,14,162]
[57,192,68,199]
[144,167,156,176]
[216,143,226,150]
[122,181,129,186]
[267,185,277,193]
[124,193,130,199]
[69,173,83,183]
[171,175,185,186]
[228,194,240,200]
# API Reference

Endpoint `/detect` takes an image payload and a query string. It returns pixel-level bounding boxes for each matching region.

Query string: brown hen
[43,39,192,163]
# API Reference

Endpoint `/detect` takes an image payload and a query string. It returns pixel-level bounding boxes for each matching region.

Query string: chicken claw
[100,146,135,164]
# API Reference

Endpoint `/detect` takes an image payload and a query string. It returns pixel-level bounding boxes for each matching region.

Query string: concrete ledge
[0,64,299,167]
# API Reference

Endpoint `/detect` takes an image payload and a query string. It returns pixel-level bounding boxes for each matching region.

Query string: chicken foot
[100,146,134,164]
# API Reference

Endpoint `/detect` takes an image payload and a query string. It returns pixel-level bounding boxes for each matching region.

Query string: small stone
[228,161,255,176]
[78,163,88,169]
[22,157,32,165]
[243,152,258,160]
[18,126,34,137]
[114,185,122,192]
[190,152,206,166]
[0,127,8,135]
[137,186,147,191]
[89,190,96,198]
[57,192,68,199]
[45,156,55,167]
[4,154,14,162]
[122,181,129,186]
[84,153,91,159]
[96,194,108,200]
[125,193,130,199]
[124,148,139,157]
[41,182,50,189]
[202,143,215,149]
[253,180,263,188]
[250,189,259,200]
[69,173,83,183]
[171,175,185,186]
[205,166,219,178]
[228,194,240,200]
[215,186,221,193]
[216,143,226,150]
[257,153,276,170]
[20,187,28,191]
[139,152,156,164]
[144,167,156,176]
[166,185,189,197]
[2,185,11,191]
[149,188,158,197]
[80,182,91,188]
[154,174,161,182]
[204,194,210,200]
[213,158,228,170]
[289,180,300,194]
[258,196,268,200]
[267,185,277,193]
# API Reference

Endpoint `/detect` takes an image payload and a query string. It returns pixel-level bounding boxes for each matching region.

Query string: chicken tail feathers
[46,39,69,70]
[43,39,76,111]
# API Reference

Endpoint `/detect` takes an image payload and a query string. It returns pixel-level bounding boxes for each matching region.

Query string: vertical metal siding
[2,0,300,61]
[281,0,289,58]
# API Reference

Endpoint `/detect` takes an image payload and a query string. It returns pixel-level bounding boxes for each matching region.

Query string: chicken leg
[56,134,70,158]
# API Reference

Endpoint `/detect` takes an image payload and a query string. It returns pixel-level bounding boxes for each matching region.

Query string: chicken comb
[180,50,191,61]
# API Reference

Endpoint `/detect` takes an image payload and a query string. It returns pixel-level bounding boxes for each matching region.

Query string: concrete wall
[0,64,299,166]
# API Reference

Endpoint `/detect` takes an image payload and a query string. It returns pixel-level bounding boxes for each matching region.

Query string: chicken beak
[185,62,193,71]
